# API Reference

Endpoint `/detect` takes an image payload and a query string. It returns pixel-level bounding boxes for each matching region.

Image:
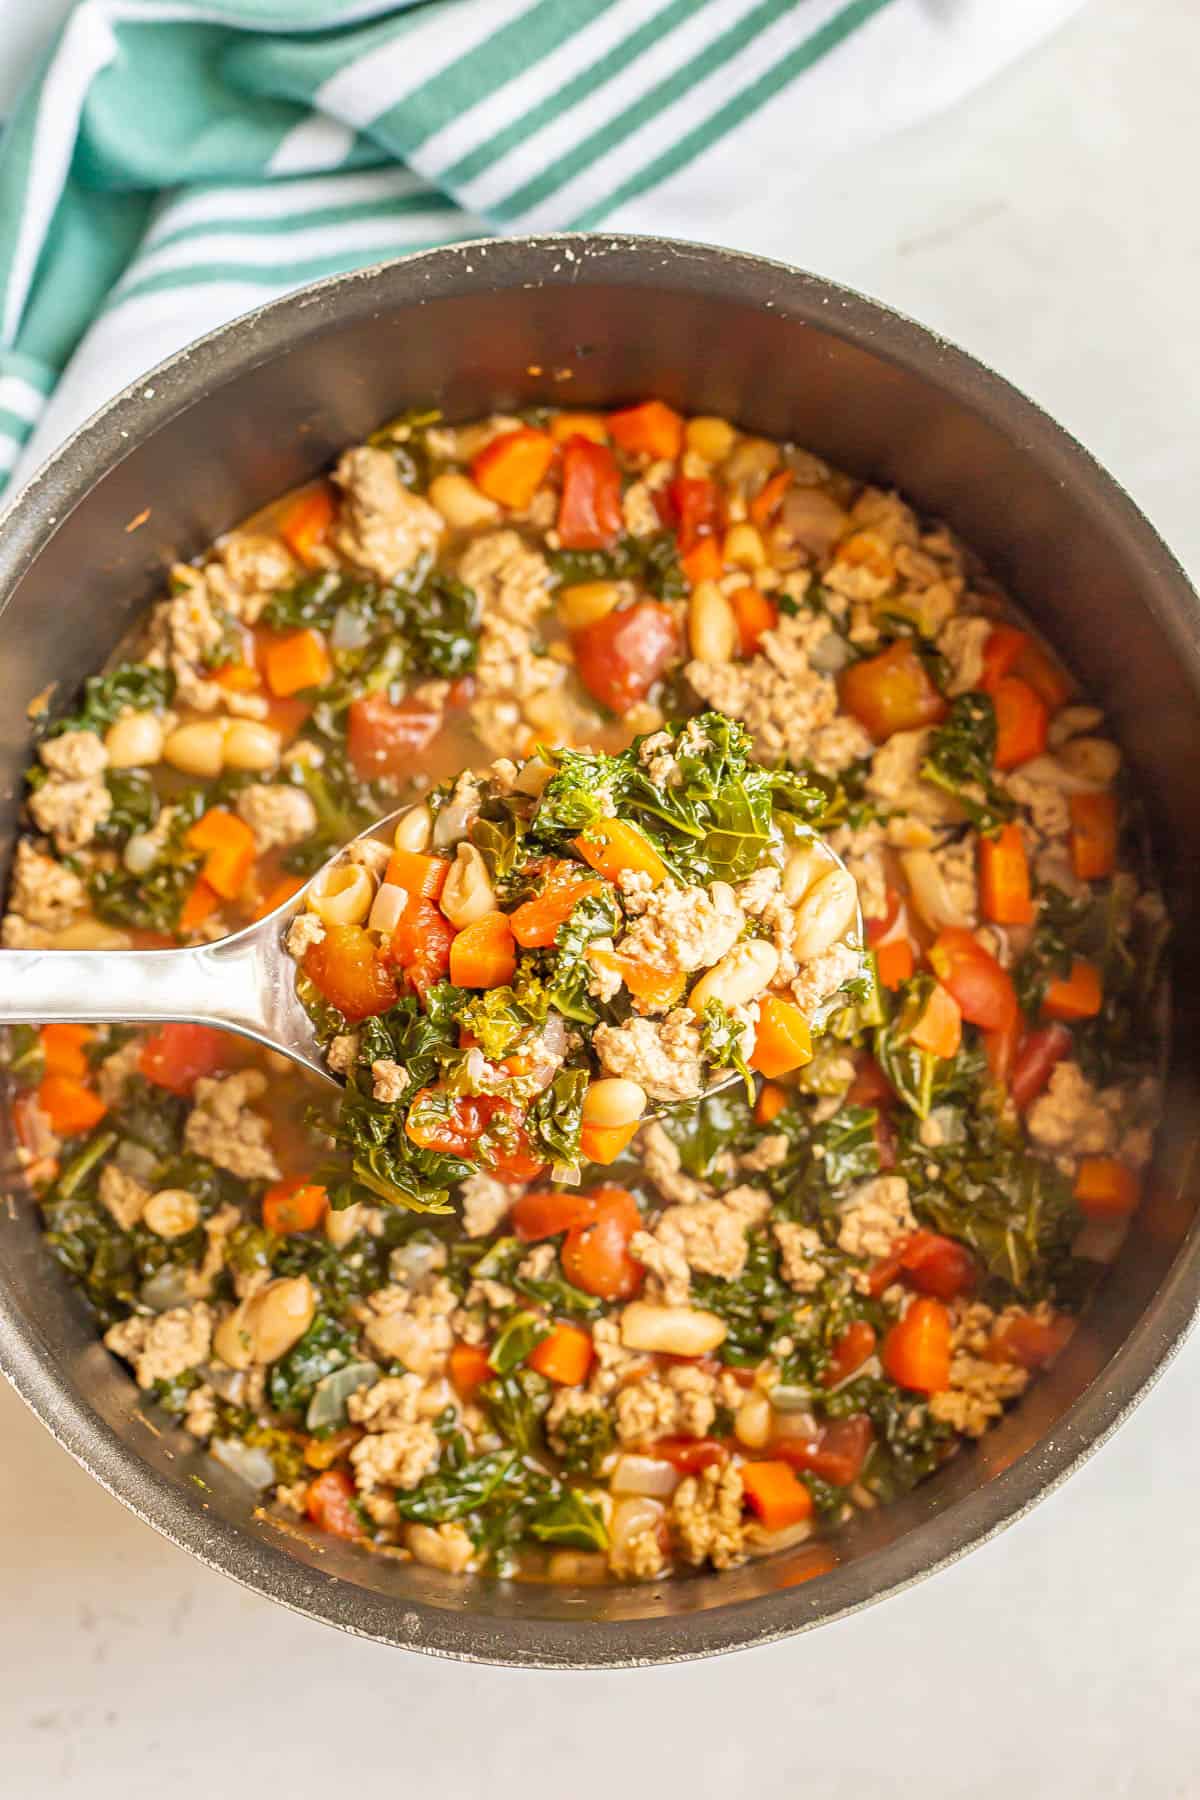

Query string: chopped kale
[44,663,174,740]
[267,1312,358,1418]
[527,1066,588,1169]
[553,1405,615,1476]
[921,693,1014,833]
[480,1368,551,1455]
[264,565,478,683]
[547,529,685,600]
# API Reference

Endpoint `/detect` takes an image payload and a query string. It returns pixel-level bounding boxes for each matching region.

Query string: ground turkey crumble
[3,837,86,937]
[837,1175,916,1262]
[593,1009,705,1104]
[457,529,567,757]
[333,445,442,582]
[774,1221,828,1292]
[29,729,112,852]
[615,1364,717,1443]
[103,1303,213,1389]
[928,1303,1031,1438]
[616,879,744,978]
[1026,1061,1120,1160]
[235,783,317,851]
[671,1464,747,1570]
[184,1070,281,1182]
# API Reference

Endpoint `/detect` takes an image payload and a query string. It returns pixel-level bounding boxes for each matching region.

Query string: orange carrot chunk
[279,485,335,566]
[383,848,449,901]
[264,626,332,698]
[978,822,1035,925]
[681,537,724,586]
[179,876,221,933]
[37,1073,107,1137]
[1069,790,1118,880]
[263,1178,328,1235]
[875,938,915,991]
[907,983,962,1060]
[509,862,605,948]
[528,1323,595,1386]
[448,911,516,989]
[573,817,667,887]
[449,1342,494,1400]
[749,996,813,1077]
[470,427,556,509]
[730,586,778,658]
[185,807,257,900]
[39,1024,94,1080]
[740,1461,814,1532]
[606,400,684,461]
[578,1120,639,1166]
[1074,1156,1140,1219]
[881,1297,952,1393]
[839,639,948,742]
[754,1082,788,1126]
[1043,959,1103,1022]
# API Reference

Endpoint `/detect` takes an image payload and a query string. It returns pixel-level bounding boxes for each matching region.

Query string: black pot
[1,236,1196,1668]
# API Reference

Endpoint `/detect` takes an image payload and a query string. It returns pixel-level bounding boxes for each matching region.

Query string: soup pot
[0,235,1197,1667]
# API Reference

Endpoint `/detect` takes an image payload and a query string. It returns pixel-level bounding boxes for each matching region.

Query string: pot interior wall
[1,245,1197,1659]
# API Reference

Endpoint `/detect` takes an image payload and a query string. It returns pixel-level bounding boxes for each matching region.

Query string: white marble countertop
[4,1,1199,1792]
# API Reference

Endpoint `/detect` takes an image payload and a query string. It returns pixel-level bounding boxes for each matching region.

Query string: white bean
[223,719,281,772]
[610,1454,680,1498]
[723,522,767,570]
[440,842,496,927]
[104,710,164,769]
[1056,736,1121,786]
[689,939,780,1014]
[582,1077,647,1129]
[393,803,433,852]
[781,838,833,903]
[688,581,738,663]
[619,1301,727,1356]
[163,720,225,778]
[427,471,499,530]
[791,867,859,962]
[734,1391,772,1450]
[307,862,376,927]
[52,920,132,950]
[142,1189,200,1239]
[219,1276,317,1369]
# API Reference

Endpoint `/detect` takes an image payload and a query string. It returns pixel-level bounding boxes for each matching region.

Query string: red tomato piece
[389,896,456,1001]
[881,1297,952,1393]
[667,475,719,553]
[347,693,441,781]
[928,927,1019,1032]
[305,1469,361,1541]
[304,923,398,1021]
[776,1416,874,1486]
[562,1187,644,1300]
[512,1189,599,1241]
[640,1437,729,1473]
[899,1231,977,1301]
[557,437,623,549]
[571,600,681,713]
[821,1320,877,1387]
[139,1023,227,1096]
[987,1311,1073,1371]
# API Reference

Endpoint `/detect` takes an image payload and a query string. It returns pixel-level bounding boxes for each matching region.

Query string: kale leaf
[921,693,1015,833]
[267,1312,358,1417]
[45,663,174,739]
[547,530,685,600]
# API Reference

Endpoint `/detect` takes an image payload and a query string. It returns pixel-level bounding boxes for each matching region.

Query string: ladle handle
[0,940,268,1043]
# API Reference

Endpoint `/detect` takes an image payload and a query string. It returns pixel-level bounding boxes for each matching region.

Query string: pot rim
[0,231,1197,1668]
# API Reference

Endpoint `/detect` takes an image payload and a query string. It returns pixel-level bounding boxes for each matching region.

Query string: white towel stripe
[142,165,433,246]
[0,374,46,425]
[267,111,360,177]
[115,211,471,293]
[312,0,538,132]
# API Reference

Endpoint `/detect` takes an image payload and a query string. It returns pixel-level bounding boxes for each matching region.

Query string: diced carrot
[748,469,793,527]
[548,411,609,445]
[470,427,556,509]
[185,807,257,901]
[754,1081,788,1126]
[448,911,515,989]
[1069,791,1118,880]
[1074,1156,1140,1219]
[214,661,261,693]
[262,693,312,743]
[384,848,449,902]
[875,938,915,991]
[528,1323,594,1386]
[730,586,778,658]
[979,822,1034,925]
[179,876,221,933]
[1043,959,1103,1022]
[509,861,605,948]
[1013,638,1071,712]
[279,485,335,567]
[37,1073,107,1137]
[263,1178,328,1235]
[264,627,332,698]
[252,874,306,921]
[305,1468,360,1540]
[740,1461,814,1531]
[682,537,723,585]
[586,945,686,1014]
[573,817,667,887]
[880,1296,951,1393]
[908,983,962,1060]
[512,1189,599,1241]
[449,1342,494,1400]
[579,1120,639,1165]
[980,625,1028,691]
[991,676,1048,770]
[304,1426,359,1471]
[606,400,684,461]
[39,1024,94,1080]
[749,996,813,1078]
[839,639,948,742]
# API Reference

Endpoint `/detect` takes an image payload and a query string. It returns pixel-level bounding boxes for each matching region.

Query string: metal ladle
[0,812,864,1094]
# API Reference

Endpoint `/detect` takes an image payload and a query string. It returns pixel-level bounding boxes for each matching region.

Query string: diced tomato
[347,692,442,782]
[304,923,398,1021]
[641,1437,729,1473]
[263,1178,328,1235]
[980,625,1028,691]
[557,437,623,550]
[987,1311,1074,1371]
[571,600,681,713]
[405,1089,542,1182]
[139,1023,227,1096]
[305,1469,361,1541]
[846,1055,894,1110]
[562,1186,644,1300]
[881,1296,952,1393]
[776,1415,874,1487]
[388,896,456,1001]
[928,927,1019,1032]
[838,639,948,742]
[667,475,719,554]
[821,1320,877,1387]
[1009,1022,1072,1110]
[899,1231,977,1301]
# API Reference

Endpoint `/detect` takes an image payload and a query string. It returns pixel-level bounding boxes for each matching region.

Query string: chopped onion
[808,630,853,675]
[306,1360,379,1432]
[330,605,372,651]
[123,830,161,876]
[608,1495,665,1559]
[389,1239,442,1281]
[116,1139,159,1184]
[769,1385,817,1413]
[900,848,973,932]
[368,880,408,935]
[610,1454,680,1499]
[139,1264,193,1312]
[209,1437,277,1490]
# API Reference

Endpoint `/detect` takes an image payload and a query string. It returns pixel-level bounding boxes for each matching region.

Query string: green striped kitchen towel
[0,0,1085,494]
